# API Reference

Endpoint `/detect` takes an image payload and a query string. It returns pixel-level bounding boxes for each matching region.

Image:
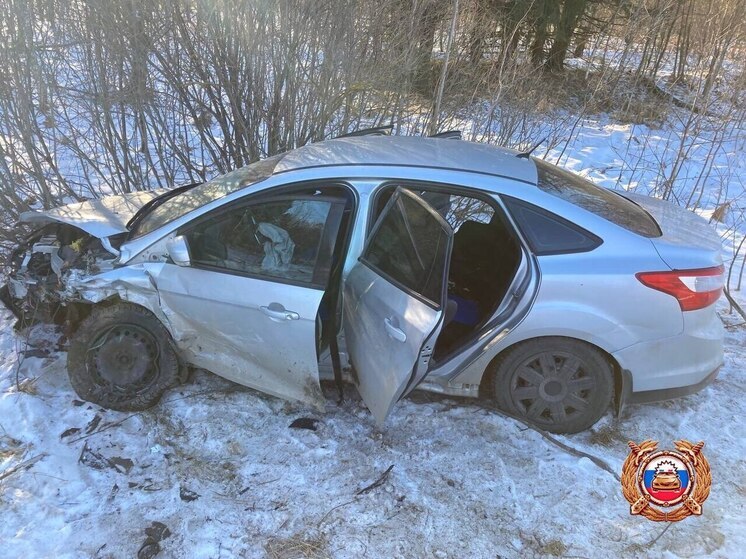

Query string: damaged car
[1,135,725,433]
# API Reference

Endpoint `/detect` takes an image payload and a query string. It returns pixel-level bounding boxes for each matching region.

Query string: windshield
[132,154,285,237]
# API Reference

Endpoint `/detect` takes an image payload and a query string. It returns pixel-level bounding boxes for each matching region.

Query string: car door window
[361,192,450,307]
[373,186,495,231]
[184,198,336,285]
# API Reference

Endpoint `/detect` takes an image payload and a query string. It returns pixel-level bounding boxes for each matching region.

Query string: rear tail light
[636,265,724,311]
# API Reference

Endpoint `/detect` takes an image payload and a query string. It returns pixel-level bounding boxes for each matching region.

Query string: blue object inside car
[448,295,480,326]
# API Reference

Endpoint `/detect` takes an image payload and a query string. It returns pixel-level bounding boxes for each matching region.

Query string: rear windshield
[534,159,661,238]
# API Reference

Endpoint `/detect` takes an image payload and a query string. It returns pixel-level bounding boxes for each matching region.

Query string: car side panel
[112,164,718,401]
[448,245,682,387]
[153,264,326,408]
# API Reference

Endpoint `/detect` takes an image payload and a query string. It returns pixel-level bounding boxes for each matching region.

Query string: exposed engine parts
[3,224,118,325]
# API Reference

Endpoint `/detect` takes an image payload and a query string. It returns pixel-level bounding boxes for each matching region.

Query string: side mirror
[166,235,191,266]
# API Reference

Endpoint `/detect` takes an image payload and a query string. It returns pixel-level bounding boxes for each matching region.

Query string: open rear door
[343,188,454,423]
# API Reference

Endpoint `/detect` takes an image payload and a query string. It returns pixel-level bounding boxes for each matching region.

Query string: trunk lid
[19,190,166,239]
[622,192,723,269]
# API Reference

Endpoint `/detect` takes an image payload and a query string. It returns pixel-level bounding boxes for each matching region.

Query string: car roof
[273,136,538,185]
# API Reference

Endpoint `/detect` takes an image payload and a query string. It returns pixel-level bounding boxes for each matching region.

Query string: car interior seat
[449,216,520,323]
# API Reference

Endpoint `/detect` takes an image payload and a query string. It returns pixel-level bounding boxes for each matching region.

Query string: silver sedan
[2,135,724,433]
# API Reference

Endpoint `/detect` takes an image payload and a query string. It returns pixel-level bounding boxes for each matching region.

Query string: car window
[184,197,335,285]
[503,197,601,255]
[362,192,449,306]
[534,159,661,238]
[373,186,495,233]
[134,154,284,237]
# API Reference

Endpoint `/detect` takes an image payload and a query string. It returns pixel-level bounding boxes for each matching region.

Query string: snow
[1,296,744,558]
[536,114,744,214]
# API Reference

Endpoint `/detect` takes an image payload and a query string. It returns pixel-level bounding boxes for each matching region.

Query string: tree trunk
[529,21,548,65]
[412,2,446,94]
[546,0,587,71]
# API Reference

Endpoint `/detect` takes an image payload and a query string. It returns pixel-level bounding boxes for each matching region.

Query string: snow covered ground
[1,304,745,558]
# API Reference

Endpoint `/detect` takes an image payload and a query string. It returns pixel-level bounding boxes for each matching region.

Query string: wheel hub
[540,378,566,400]
[91,326,156,386]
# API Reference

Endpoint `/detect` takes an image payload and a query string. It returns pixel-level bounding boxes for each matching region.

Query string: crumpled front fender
[66,263,204,356]
[66,263,167,323]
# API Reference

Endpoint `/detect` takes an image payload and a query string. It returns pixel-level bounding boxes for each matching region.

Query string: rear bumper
[612,306,723,396]
[627,364,720,404]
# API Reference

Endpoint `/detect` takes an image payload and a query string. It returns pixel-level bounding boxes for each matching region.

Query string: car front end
[0,192,160,328]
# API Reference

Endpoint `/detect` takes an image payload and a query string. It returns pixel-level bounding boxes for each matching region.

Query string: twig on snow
[13,297,42,392]
[356,464,395,495]
[66,387,233,444]
[647,522,673,547]
[531,429,621,482]
[722,289,746,322]
[317,498,359,528]
[66,412,140,444]
[0,453,47,482]
[480,403,621,481]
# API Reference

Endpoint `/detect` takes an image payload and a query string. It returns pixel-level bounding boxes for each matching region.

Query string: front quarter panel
[66,263,165,312]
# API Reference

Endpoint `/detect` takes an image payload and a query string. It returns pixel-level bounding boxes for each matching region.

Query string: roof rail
[336,125,394,138]
[429,130,462,140]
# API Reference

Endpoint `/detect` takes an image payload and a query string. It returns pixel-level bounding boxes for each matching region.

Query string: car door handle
[384,317,407,343]
[261,305,300,321]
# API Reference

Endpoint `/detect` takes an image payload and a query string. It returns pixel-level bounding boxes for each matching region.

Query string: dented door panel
[152,264,326,408]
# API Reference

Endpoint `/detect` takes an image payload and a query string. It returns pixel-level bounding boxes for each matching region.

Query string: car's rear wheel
[487,337,613,434]
[67,302,180,411]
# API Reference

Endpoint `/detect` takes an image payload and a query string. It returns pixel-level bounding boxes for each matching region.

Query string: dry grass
[0,434,24,462]
[541,539,569,557]
[15,377,39,396]
[264,533,330,559]
[588,425,628,448]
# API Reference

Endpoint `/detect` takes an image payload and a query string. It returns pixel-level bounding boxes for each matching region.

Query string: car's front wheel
[487,337,613,434]
[67,302,180,411]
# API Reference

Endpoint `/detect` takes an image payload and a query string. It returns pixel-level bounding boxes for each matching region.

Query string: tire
[67,302,180,411]
[486,337,613,434]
